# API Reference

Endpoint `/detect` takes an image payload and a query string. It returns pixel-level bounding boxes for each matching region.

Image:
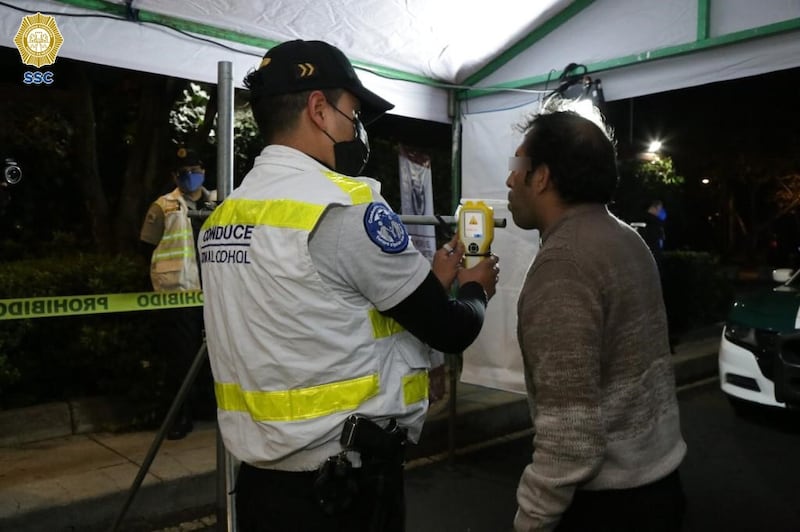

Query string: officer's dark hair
[244,69,343,143]
[520,110,619,205]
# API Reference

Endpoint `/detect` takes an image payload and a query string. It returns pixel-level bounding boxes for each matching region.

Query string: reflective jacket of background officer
[140,148,216,291]
[200,39,500,532]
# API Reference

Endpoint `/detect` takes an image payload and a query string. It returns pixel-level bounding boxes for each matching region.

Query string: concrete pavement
[0,326,722,532]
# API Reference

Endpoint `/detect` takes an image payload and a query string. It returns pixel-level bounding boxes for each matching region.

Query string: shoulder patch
[363,202,409,254]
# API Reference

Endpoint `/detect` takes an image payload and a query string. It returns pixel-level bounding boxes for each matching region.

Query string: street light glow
[701,177,711,185]
[648,140,662,153]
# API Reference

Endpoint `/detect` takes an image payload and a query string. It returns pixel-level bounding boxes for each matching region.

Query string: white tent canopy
[4,0,800,121]
[3,0,800,391]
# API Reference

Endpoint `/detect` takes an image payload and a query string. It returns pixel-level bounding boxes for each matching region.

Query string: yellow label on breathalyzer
[457,200,494,268]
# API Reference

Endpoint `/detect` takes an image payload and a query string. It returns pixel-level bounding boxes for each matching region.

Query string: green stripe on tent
[462,0,595,87]
[462,16,800,99]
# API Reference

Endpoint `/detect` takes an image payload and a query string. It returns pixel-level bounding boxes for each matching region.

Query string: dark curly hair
[519,110,618,205]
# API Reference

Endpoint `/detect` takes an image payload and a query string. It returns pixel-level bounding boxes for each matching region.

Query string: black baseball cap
[248,40,394,123]
[174,147,202,168]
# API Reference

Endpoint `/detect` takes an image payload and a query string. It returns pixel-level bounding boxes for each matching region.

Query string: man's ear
[531,163,551,193]
[307,90,328,130]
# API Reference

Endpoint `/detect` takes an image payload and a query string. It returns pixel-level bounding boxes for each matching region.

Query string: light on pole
[647,140,663,153]
[638,139,664,162]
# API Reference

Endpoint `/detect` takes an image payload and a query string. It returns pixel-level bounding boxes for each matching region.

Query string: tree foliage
[691,124,800,264]
[168,81,265,190]
[1,48,188,257]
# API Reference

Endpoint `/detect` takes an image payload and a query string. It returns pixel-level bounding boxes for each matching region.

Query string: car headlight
[725,323,758,347]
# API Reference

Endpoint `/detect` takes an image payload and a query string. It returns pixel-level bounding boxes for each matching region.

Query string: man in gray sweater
[505,110,686,531]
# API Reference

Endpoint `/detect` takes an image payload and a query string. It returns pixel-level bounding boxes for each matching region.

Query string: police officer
[200,40,499,531]
[140,148,216,439]
[641,199,667,268]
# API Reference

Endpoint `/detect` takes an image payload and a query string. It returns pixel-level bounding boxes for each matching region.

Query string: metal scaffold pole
[215,60,237,532]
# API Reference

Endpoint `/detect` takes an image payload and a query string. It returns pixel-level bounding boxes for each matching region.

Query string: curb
[0,397,137,447]
[0,473,216,532]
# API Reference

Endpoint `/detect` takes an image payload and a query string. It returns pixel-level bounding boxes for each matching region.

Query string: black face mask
[324,104,370,176]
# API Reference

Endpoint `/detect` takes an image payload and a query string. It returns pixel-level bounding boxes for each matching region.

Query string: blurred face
[505,142,539,230]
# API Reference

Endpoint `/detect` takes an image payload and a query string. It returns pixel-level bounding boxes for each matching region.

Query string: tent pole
[449,90,462,215]
[215,60,237,532]
[447,89,462,465]
[217,62,235,202]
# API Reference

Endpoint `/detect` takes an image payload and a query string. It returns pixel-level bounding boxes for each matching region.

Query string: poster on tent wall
[459,100,543,395]
[398,146,447,405]
[398,145,436,260]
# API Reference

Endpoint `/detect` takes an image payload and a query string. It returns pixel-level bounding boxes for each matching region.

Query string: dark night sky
[604,66,800,182]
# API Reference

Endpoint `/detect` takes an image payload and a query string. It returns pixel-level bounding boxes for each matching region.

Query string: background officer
[139,147,215,439]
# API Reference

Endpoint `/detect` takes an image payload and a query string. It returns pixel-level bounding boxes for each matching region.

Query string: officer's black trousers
[235,461,405,532]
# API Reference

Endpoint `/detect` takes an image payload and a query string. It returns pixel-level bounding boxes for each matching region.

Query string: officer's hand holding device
[433,235,465,289]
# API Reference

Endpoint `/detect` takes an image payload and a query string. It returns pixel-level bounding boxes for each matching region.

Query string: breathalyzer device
[457,200,494,268]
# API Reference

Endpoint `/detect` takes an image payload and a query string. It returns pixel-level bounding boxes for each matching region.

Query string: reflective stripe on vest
[152,229,195,261]
[215,371,428,422]
[202,170,373,231]
[215,374,380,422]
[403,371,429,406]
[369,308,405,339]
[213,309,416,422]
[205,198,324,230]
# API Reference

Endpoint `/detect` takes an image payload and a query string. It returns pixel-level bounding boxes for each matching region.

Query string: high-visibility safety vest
[200,145,431,471]
[150,188,200,291]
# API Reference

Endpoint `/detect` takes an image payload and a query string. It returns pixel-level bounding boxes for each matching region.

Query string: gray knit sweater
[513,204,687,532]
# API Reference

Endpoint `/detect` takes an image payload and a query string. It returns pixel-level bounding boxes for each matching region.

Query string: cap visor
[350,85,394,124]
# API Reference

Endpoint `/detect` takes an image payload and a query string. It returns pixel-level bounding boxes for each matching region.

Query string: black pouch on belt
[340,415,407,462]
[313,452,358,515]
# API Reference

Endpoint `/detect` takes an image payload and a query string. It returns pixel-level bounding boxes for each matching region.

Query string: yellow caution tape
[0,290,204,321]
